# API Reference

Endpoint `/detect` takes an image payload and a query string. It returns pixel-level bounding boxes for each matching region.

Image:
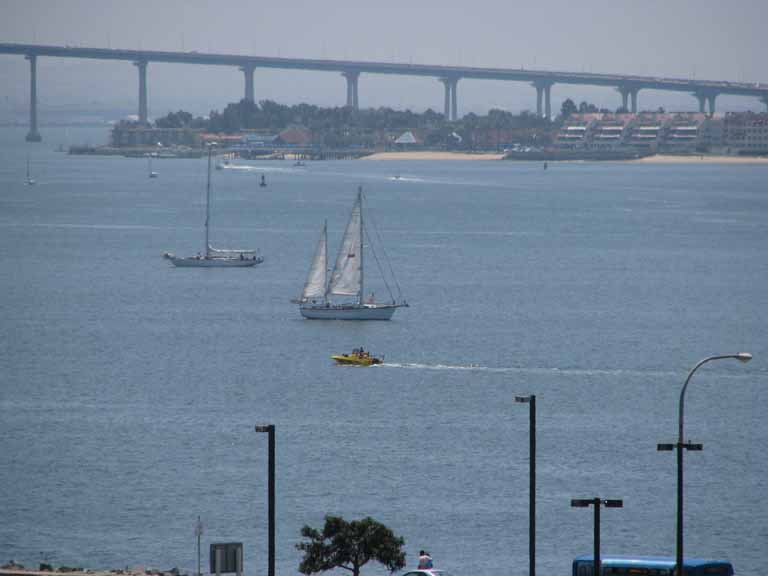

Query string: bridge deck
[1,43,766,97]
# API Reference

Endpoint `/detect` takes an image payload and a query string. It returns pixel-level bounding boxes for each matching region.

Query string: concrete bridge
[2,42,767,142]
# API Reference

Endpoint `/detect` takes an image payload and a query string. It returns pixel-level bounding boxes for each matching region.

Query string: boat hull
[331,354,382,366]
[300,304,400,320]
[165,254,263,268]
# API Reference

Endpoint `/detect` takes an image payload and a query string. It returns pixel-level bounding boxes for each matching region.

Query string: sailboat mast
[358,186,364,306]
[205,145,212,256]
[321,219,329,302]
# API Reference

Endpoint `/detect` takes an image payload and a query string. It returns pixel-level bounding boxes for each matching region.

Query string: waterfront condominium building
[723,112,768,154]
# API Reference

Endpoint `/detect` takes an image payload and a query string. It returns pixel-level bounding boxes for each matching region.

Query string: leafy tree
[578,101,599,113]
[155,110,195,128]
[561,98,577,119]
[152,99,559,149]
[296,515,406,576]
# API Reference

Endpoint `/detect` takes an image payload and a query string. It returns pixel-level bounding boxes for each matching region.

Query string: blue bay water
[1,127,767,576]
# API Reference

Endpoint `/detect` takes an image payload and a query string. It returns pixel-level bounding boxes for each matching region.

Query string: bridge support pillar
[342,71,359,109]
[706,93,717,116]
[618,86,639,113]
[618,87,629,112]
[441,78,451,120]
[25,54,42,142]
[439,77,459,121]
[135,60,148,124]
[241,64,255,103]
[535,84,543,117]
[533,81,553,119]
[695,93,707,113]
[451,78,458,121]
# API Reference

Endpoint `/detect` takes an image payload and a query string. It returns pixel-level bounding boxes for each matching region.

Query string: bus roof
[573,555,733,569]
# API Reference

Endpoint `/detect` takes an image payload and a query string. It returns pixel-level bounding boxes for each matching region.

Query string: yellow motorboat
[332,348,383,366]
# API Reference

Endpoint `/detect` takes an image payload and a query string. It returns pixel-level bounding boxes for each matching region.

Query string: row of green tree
[156,98,647,134]
[152,97,651,148]
[153,99,556,149]
[559,98,666,118]
[156,98,552,134]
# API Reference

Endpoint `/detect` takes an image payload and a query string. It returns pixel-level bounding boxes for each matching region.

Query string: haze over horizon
[1,0,767,121]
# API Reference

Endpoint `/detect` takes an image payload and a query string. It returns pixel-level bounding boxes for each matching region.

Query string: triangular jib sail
[300,221,328,302]
[328,192,362,298]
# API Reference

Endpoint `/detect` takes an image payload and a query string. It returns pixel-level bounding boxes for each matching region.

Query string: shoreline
[630,154,768,164]
[360,151,505,160]
[359,151,768,163]
[0,569,182,576]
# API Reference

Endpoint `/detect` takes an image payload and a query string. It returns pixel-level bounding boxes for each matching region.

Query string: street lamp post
[515,395,536,576]
[195,516,203,576]
[571,498,624,576]
[255,424,276,576]
[657,353,752,576]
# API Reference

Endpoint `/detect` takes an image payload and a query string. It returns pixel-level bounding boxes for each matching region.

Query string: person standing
[418,550,433,569]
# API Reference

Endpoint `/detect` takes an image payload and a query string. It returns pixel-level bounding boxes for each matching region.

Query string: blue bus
[572,555,735,576]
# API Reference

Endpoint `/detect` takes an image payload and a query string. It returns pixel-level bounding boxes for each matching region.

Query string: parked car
[401,570,456,576]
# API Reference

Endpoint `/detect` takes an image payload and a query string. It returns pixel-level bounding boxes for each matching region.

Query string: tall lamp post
[571,498,624,576]
[515,395,536,576]
[195,516,203,576]
[255,424,276,576]
[657,353,752,576]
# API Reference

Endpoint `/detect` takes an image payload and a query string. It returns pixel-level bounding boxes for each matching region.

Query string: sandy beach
[360,151,505,160]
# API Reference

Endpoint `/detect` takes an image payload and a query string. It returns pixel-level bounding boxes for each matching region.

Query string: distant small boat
[215,157,230,170]
[26,157,35,186]
[147,154,158,178]
[164,144,263,268]
[260,174,267,187]
[332,348,383,366]
[543,161,548,170]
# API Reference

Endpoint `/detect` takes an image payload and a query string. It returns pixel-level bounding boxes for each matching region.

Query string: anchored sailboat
[26,157,35,186]
[164,144,263,268]
[295,186,408,320]
[147,154,158,178]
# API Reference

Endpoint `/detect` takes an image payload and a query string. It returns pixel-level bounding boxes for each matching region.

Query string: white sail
[328,193,362,297]
[300,222,327,301]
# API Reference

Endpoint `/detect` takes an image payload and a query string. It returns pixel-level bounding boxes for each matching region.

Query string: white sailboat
[26,157,35,186]
[147,154,158,178]
[164,145,263,268]
[296,186,408,320]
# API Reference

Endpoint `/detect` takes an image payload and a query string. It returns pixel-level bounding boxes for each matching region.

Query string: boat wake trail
[381,362,514,373]
[388,176,426,183]
[379,363,760,380]
[219,165,297,173]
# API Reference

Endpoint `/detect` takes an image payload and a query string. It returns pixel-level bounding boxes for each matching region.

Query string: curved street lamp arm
[678,354,751,442]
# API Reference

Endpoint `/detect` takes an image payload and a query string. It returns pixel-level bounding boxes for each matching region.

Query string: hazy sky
[1,0,766,119]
